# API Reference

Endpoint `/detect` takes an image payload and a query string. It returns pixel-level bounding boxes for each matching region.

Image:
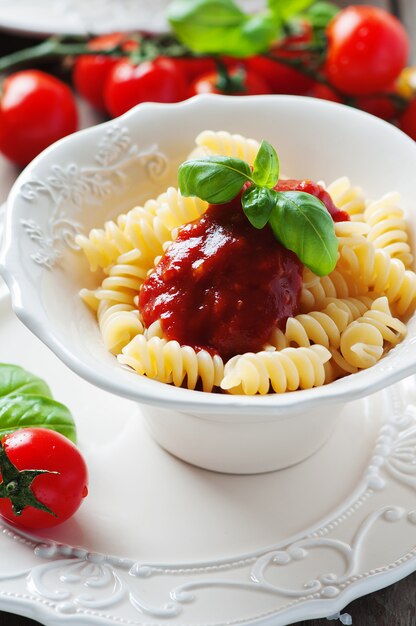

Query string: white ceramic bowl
[1,95,416,474]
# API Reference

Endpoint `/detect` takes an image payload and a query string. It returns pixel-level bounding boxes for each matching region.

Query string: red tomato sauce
[139,180,346,360]
[139,195,303,360]
[275,179,350,222]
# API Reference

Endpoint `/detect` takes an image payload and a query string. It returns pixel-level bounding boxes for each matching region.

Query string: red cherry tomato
[324,6,410,96]
[190,67,271,95]
[356,93,398,121]
[0,428,88,530]
[105,57,189,117]
[309,82,343,103]
[245,56,313,95]
[0,70,78,167]
[73,32,139,111]
[245,21,314,95]
[171,57,217,82]
[399,98,416,141]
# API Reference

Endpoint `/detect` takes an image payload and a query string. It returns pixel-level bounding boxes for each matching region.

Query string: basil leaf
[0,395,77,444]
[268,0,315,21]
[168,0,276,56]
[305,1,340,29]
[0,363,52,398]
[242,186,276,229]
[178,156,252,204]
[236,13,281,57]
[252,140,279,188]
[270,191,338,276]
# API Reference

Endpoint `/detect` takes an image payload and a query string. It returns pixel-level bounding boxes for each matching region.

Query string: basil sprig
[167,0,315,57]
[178,140,338,276]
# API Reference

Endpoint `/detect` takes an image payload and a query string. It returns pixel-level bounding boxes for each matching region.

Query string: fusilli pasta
[221,345,331,395]
[118,335,224,392]
[364,191,413,267]
[325,177,366,222]
[78,130,415,395]
[189,130,260,165]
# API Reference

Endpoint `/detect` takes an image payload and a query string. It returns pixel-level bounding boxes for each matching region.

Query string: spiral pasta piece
[189,130,261,165]
[97,301,144,354]
[331,297,406,373]
[153,187,208,233]
[300,269,359,312]
[335,228,376,288]
[221,345,331,395]
[75,215,132,272]
[318,295,376,319]
[339,245,416,317]
[268,303,350,350]
[326,177,366,222]
[86,261,148,307]
[364,192,413,267]
[340,322,384,369]
[118,335,224,392]
[76,188,208,273]
[348,296,407,346]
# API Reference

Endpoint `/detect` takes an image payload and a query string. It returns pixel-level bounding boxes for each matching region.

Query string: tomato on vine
[190,66,271,95]
[0,70,78,167]
[0,428,88,530]
[104,57,189,117]
[73,32,139,111]
[324,6,410,96]
[245,19,314,96]
[308,82,343,104]
[356,93,398,121]
[170,56,217,82]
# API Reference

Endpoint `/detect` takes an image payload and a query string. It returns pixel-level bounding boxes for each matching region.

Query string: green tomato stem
[0,441,59,517]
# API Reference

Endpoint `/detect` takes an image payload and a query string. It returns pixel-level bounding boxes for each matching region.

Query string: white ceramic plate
[0,287,416,625]
[0,0,264,36]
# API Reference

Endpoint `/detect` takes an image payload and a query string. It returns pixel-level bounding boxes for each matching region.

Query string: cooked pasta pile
[76,131,415,395]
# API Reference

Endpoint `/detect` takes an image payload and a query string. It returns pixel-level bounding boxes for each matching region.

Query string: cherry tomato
[399,98,416,141]
[171,57,217,82]
[308,82,343,103]
[324,6,410,96]
[0,70,78,167]
[0,428,88,530]
[190,66,271,95]
[73,32,139,111]
[356,92,398,121]
[105,57,189,118]
[245,21,314,95]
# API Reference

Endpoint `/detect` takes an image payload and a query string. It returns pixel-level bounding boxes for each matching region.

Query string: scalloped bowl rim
[2,94,416,417]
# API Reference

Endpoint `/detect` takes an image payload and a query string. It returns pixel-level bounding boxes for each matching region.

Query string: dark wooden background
[0,0,415,624]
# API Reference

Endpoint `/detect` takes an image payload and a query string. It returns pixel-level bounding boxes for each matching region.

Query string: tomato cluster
[0,5,415,167]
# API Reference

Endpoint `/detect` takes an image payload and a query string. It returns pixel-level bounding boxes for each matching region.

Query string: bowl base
[140,403,345,474]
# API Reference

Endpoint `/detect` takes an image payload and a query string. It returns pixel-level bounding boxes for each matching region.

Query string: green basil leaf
[242,186,276,229]
[269,191,338,276]
[168,0,277,56]
[268,0,315,21]
[0,363,52,398]
[0,395,77,443]
[305,1,340,29]
[252,140,279,188]
[235,13,281,57]
[178,156,252,204]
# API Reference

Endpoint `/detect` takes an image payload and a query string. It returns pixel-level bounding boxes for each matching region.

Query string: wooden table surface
[0,1,415,625]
